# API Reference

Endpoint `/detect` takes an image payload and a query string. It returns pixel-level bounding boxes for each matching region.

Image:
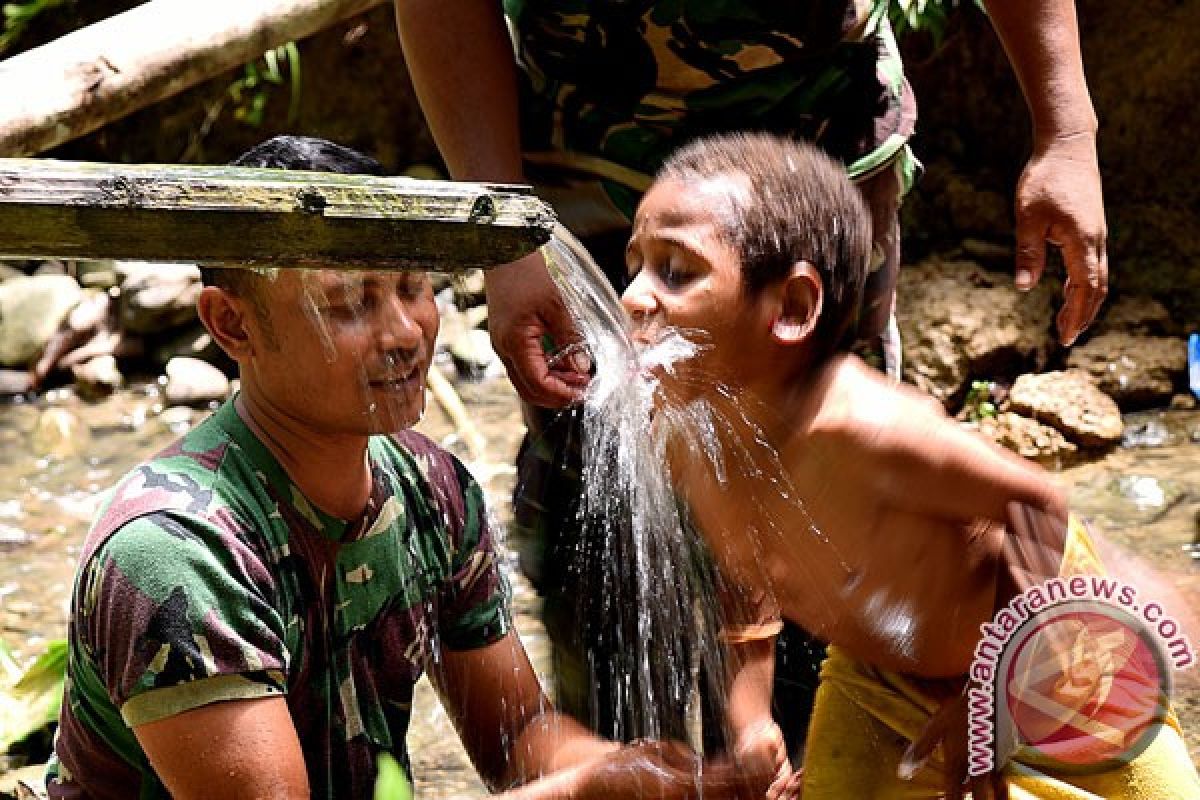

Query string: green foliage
[889,0,984,46]
[228,41,302,128]
[0,638,67,754]
[0,0,68,54]
[373,752,413,800]
[963,379,997,422]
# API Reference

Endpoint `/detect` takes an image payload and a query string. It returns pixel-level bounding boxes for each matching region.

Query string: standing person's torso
[507,0,897,185]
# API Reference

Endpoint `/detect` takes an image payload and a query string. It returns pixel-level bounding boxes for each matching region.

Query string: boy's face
[245,269,439,435]
[621,175,776,396]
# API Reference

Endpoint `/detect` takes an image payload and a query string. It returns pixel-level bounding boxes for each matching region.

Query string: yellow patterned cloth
[801,517,1200,799]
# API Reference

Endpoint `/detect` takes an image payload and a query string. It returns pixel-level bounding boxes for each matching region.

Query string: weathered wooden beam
[0,0,388,157]
[0,159,557,270]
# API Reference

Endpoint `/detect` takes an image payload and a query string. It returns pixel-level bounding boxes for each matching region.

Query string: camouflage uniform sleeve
[77,511,289,728]
[432,453,513,650]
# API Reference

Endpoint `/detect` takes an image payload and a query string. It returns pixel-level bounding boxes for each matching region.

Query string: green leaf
[373,752,413,800]
[0,638,67,753]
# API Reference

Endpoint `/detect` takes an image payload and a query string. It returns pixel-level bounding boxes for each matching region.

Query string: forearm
[982,0,1097,139]
[393,0,525,182]
[506,710,620,785]
[726,637,776,737]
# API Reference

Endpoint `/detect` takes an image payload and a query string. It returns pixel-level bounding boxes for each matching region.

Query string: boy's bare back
[672,354,1068,678]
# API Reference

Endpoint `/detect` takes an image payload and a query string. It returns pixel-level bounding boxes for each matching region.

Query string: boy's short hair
[658,132,871,357]
[198,136,385,301]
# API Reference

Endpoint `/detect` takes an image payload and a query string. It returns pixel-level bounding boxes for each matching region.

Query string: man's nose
[620,271,658,319]
[377,295,423,349]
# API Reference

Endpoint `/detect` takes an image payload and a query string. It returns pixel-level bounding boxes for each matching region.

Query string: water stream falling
[538,224,844,748]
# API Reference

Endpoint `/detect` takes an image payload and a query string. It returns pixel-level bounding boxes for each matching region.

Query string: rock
[116,261,201,334]
[449,329,499,381]
[29,408,91,459]
[0,763,47,799]
[75,259,121,290]
[0,369,33,396]
[164,357,231,406]
[1066,332,1186,409]
[32,289,116,385]
[31,260,68,276]
[897,259,1056,406]
[1093,295,1173,336]
[158,405,196,435]
[1006,370,1123,447]
[452,269,487,309]
[72,355,123,400]
[150,324,223,367]
[0,262,24,282]
[1121,417,1171,448]
[0,275,84,367]
[1169,393,1197,410]
[969,411,1080,467]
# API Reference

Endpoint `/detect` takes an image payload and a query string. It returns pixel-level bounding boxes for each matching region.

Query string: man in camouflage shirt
[47,136,754,800]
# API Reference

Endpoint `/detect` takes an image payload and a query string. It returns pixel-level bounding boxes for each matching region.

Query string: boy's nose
[620,272,658,320]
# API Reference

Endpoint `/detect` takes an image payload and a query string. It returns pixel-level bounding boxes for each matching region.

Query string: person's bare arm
[134,696,309,799]
[431,631,747,799]
[863,393,1067,526]
[983,0,1107,345]
[393,0,587,407]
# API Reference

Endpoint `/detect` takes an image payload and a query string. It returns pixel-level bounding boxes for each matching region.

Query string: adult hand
[572,739,751,800]
[902,686,1010,800]
[1013,131,1108,346]
[485,251,591,408]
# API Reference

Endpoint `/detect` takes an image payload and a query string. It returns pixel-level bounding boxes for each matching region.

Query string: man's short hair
[657,132,871,358]
[198,136,386,298]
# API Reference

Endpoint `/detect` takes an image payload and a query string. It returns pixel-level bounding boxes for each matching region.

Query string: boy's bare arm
[863,397,1067,526]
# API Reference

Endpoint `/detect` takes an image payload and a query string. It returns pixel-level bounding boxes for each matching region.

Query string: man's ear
[196,286,254,361]
[769,261,823,345]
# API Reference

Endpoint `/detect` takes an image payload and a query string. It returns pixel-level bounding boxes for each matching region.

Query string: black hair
[198,136,384,294]
[657,132,871,358]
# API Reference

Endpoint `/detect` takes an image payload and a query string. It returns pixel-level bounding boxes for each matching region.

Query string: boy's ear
[197,286,254,361]
[769,261,823,345]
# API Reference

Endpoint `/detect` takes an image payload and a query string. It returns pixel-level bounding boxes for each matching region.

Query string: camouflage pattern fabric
[506,0,917,221]
[47,399,510,799]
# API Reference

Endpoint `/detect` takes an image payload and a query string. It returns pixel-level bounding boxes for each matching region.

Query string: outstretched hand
[484,251,591,408]
[1013,131,1108,346]
[572,739,757,800]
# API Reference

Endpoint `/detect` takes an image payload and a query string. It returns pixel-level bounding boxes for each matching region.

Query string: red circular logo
[1001,603,1170,770]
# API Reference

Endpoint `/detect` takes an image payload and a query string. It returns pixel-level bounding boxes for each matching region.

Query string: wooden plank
[0,159,557,270]
[0,0,389,157]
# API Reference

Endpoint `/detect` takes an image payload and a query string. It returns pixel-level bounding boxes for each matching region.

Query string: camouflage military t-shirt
[47,399,511,799]
[506,0,917,219]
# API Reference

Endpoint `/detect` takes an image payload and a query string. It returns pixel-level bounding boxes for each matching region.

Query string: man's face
[621,176,775,397]
[247,269,439,435]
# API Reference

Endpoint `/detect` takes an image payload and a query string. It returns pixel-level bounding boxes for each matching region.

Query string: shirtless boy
[619,132,1199,799]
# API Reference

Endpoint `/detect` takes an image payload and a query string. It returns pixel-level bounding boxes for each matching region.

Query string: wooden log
[0,158,557,270]
[426,368,487,462]
[0,0,389,157]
